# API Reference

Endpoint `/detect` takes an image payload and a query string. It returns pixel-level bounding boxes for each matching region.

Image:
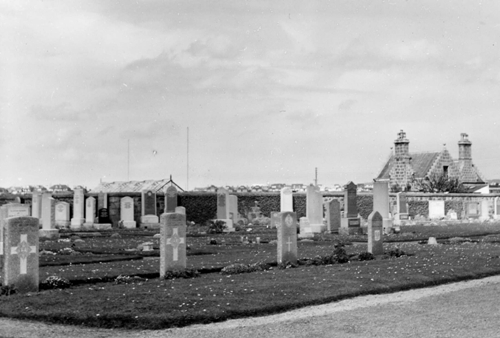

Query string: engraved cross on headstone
[286,236,292,251]
[166,227,185,261]
[10,234,36,274]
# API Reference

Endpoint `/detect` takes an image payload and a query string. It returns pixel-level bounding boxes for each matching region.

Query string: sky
[1,0,500,191]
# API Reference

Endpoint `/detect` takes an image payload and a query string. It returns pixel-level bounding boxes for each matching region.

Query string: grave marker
[428,200,445,219]
[0,204,30,258]
[120,196,136,229]
[160,212,187,276]
[480,199,490,221]
[174,206,186,215]
[84,196,96,228]
[40,193,59,239]
[70,188,85,229]
[31,192,42,219]
[373,181,393,233]
[97,193,108,210]
[495,197,500,220]
[141,190,159,228]
[280,187,293,212]
[367,211,383,255]
[326,199,341,233]
[55,202,70,228]
[165,186,178,213]
[340,182,361,235]
[3,216,39,293]
[216,188,229,219]
[306,185,324,233]
[277,212,297,264]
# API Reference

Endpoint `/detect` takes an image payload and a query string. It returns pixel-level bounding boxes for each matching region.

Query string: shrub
[0,285,17,296]
[333,246,350,263]
[278,261,299,269]
[221,262,270,275]
[387,248,406,257]
[358,252,375,261]
[41,276,71,289]
[163,269,200,280]
[208,220,227,234]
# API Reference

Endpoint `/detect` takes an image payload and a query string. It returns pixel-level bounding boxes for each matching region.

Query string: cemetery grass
[2,236,500,329]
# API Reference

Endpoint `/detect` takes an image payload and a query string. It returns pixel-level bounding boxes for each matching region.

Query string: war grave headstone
[140,190,160,229]
[3,216,39,293]
[0,204,30,261]
[495,197,500,220]
[55,202,70,228]
[325,199,341,233]
[120,196,136,229]
[367,211,384,255]
[480,199,490,221]
[160,212,187,276]
[70,188,85,230]
[165,186,178,213]
[373,181,393,233]
[393,192,409,226]
[280,187,293,212]
[306,185,325,233]
[83,196,96,229]
[298,216,314,238]
[428,200,445,219]
[277,212,298,264]
[340,182,361,235]
[31,192,42,220]
[465,201,480,219]
[40,193,59,239]
[216,188,234,231]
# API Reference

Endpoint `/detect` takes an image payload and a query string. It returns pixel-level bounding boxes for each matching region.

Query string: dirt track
[1,275,500,338]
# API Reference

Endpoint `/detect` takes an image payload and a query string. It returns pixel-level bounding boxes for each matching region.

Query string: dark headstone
[98,208,111,224]
[165,186,178,213]
[398,193,408,213]
[143,191,156,215]
[327,199,341,231]
[368,211,383,255]
[345,182,358,218]
[277,212,297,264]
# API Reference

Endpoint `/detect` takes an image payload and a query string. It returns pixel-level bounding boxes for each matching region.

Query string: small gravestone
[306,185,325,233]
[326,199,341,233]
[55,202,70,228]
[31,192,42,219]
[141,190,159,229]
[83,196,96,228]
[70,188,85,229]
[247,201,262,222]
[298,217,314,238]
[428,200,445,219]
[120,196,136,229]
[340,182,361,235]
[270,211,281,229]
[394,192,409,226]
[0,204,30,260]
[95,208,112,230]
[277,212,298,264]
[174,206,186,215]
[367,211,383,255]
[160,212,187,276]
[3,216,39,293]
[280,187,293,212]
[446,209,458,220]
[165,186,178,213]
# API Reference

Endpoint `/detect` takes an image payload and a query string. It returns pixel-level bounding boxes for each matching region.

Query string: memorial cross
[10,234,36,274]
[166,227,185,261]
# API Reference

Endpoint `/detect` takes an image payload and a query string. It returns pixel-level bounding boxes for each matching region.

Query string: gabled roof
[92,179,172,193]
[376,152,440,180]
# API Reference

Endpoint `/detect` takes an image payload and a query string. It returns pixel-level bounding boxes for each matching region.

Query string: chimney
[394,130,410,160]
[458,133,472,160]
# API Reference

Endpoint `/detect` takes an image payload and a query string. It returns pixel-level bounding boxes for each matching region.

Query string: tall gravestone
[141,190,159,229]
[3,216,39,293]
[70,188,85,229]
[393,192,409,225]
[340,182,361,235]
[428,200,445,219]
[165,186,178,213]
[373,181,393,233]
[84,196,96,228]
[306,185,324,233]
[97,193,108,210]
[55,202,70,228]
[277,212,298,264]
[160,212,187,276]
[367,211,384,255]
[31,192,42,220]
[40,193,59,239]
[120,196,136,229]
[326,199,341,233]
[216,188,233,231]
[227,195,238,228]
[280,187,293,212]
[0,204,30,261]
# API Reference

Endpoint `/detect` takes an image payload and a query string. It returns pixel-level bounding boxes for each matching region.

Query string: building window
[443,166,449,178]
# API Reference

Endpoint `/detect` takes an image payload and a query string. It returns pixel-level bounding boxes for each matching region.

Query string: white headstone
[306,185,324,233]
[31,192,42,219]
[85,197,96,226]
[55,202,70,228]
[428,200,445,219]
[70,188,85,229]
[0,203,30,257]
[120,196,136,229]
[280,187,293,212]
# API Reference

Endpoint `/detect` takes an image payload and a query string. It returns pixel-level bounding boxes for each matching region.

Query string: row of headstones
[1,209,385,294]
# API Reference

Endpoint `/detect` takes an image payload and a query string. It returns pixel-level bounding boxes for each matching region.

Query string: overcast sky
[1,1,499,190]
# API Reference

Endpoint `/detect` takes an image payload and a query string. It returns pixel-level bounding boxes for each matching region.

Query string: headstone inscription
[326,199,341,233]
[55,202,70,228]
[340,182,361,235]
[120,196,136,229]
[70,188,85,229]
[277,212,298,264]
[165,186,178,213]
[367,211,384,255]
[280,187,293,212]
[3,216,39,293]
[160,212,187,276]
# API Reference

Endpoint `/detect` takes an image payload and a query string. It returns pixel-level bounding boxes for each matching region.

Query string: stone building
[376,130,486,191]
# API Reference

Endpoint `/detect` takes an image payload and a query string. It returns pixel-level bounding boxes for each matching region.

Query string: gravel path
[1,275,500,338]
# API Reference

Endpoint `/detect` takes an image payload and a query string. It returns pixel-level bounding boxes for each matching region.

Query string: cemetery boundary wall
[1,192,499,227]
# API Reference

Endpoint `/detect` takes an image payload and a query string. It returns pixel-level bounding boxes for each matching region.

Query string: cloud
[30,103,88,122]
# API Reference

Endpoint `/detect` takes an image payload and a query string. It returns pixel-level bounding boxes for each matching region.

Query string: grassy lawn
[1,223,500,329]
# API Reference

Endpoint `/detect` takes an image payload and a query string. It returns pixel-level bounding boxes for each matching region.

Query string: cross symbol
[10,234,36,275]
[286,236,293,252]
[166,227,185,261]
